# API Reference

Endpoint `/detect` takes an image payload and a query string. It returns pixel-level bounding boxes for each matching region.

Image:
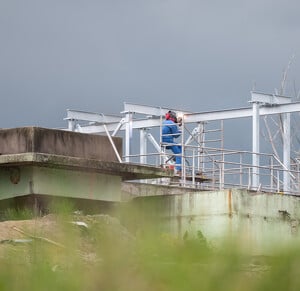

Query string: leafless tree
[261,54,300,161]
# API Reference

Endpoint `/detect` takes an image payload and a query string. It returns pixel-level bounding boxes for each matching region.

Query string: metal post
[192,149,195,186]
[219,160,223,190]
[68,119,76,131]
[298,162,300,193]
[248,168,251,189]
[270,157,274,191]
[252,102,260,188]
[295,161,300,192]
[125,112,133,163]
[240,153,243,187]
[283,112,291,193]
[277,171,280,192]
[201,122,205,172]
[181,117,185,184]
[198,122,204,173]
[220,120,225,189]
[140,128,147,164]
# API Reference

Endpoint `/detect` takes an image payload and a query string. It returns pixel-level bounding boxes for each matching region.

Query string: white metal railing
[134,141,300,194]
[176,146,300,194]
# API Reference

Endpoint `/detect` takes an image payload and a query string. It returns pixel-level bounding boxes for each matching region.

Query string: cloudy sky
[1,0,300,137]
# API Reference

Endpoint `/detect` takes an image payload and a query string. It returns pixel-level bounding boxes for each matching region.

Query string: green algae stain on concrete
[0,165,121,202]
[32,166,122,202]
[0,166,34,200]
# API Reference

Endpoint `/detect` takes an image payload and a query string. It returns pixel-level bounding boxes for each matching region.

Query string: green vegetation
[0,205,300,291]
[1,207,35,221]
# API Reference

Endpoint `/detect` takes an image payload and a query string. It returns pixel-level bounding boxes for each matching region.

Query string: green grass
[1,207,35,220]
[0,205,300,291]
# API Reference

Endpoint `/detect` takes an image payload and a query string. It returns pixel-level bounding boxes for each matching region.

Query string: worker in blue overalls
[162,110,182,174]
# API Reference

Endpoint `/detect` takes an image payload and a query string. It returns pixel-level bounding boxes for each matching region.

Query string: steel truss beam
[124,102,191,116]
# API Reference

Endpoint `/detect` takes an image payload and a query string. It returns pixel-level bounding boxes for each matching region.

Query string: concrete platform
[0,127,173,204]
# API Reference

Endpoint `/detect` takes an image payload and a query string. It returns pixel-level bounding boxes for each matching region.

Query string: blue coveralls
[162,119,182,171]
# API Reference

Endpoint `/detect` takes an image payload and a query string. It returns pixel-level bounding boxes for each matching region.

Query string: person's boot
[176,170,182,176]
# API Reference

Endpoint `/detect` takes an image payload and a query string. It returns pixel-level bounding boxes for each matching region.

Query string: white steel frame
[65,92,300,194]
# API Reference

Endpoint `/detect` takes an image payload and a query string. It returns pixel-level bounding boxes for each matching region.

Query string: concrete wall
[0,165,121,202]
[0,127,122,162]
[132,189,300,254]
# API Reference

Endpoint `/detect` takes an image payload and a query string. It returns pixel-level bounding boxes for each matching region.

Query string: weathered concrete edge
[0,153,174,180]
[122,180,200,201]
[0,127,122,162]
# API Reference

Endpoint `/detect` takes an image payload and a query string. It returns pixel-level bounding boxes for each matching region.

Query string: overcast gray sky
[1,0,300,133]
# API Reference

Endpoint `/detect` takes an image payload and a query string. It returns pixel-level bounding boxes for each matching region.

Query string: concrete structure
[131,188,300,254]
[0,126,122,161]
[0,127,172,206]
[1,126,300,253]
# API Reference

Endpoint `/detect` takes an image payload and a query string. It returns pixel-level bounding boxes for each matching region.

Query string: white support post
[283,112,291,193]
[220,120,224,188]
[181,118,185,182]
[252,102,260,189]
[140,128,147,164]
[68,119,76,131]
[198,122,205,173]
[125,112,133,163]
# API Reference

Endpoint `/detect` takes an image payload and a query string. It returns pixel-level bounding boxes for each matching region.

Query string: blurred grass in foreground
[0,203,300,291]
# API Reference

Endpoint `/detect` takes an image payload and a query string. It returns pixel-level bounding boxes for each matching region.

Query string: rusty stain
[228,189,232,217]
